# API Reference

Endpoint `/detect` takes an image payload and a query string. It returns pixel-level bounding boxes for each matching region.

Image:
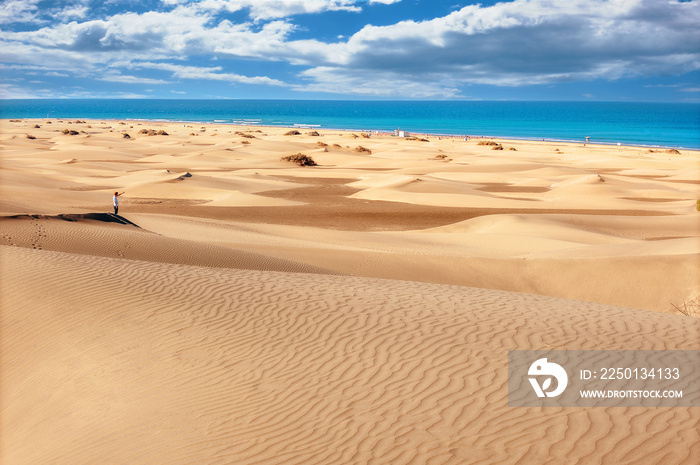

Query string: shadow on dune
[5,213,142,228]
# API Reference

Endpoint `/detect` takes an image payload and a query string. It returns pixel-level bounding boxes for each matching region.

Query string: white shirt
[113,195,119,207]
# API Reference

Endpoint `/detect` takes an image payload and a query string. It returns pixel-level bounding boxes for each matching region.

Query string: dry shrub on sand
[649,148,681,155]
[137,129,168,136]
[355,146,372,154]
[122,133,131,139]
[25,134,36,139]
[308,131,320,136]
[285,130,301,136]
[62,129,79,135]
[492,144,504,150]
[477,140,499,146]
[316,141,328,147]
[671,297,700,317]
[281,153,317,166]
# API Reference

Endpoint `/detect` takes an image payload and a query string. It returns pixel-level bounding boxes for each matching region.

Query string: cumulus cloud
[315,0,700,87]
[0,0,41,25]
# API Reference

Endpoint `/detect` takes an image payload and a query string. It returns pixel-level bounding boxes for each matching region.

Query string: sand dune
[2,245,699,465]
[0,214,333,275]
[1,119,699,464]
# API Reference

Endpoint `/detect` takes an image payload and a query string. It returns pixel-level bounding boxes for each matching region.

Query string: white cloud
[298,66,462,99]
[58,6,90,21]
[0,0,41,25]
[97,72,171,84]
[132,62,289,86]
[178,0,362,21]
[0,82,148,99]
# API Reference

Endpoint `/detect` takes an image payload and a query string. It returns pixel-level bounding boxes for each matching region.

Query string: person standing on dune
[113,191,124,215]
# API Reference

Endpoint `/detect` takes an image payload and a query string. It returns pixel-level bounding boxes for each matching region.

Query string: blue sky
[1,0,699,100]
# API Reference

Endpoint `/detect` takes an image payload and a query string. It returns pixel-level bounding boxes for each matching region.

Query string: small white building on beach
[394,128,410,138]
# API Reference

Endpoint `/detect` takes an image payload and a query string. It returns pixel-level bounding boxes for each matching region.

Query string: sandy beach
[2,118,699,464]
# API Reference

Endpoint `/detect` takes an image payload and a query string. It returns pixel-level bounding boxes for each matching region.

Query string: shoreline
[5,117,699,152]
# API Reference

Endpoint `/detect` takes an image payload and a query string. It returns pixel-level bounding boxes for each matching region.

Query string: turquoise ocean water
[2,100,698,149]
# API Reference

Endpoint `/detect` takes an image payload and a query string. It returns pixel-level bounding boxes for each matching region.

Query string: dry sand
[1,118,699,464]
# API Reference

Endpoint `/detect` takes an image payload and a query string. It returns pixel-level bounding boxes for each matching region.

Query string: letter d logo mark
[528,358,568,398]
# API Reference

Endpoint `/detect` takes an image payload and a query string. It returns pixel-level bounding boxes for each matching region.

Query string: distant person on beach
[113,191,124,215]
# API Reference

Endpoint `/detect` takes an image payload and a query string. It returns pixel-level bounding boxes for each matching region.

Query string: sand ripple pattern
[2,246,698,465]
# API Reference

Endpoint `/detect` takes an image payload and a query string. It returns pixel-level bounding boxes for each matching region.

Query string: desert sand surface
[1,118,699,464]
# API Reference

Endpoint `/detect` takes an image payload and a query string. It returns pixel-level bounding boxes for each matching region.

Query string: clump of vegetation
[316,141,328,147]
[241,140,251,145]
[351,133,359,139]
[355,146,372,154]
[649,148,681,155]
[119,122,126,125]
[492,144,504,150]
[25,134,36,139]
[406,136,430,142]
[361,133,371,138]
[74,120,86,124]
[9,119,21,122]
[671,297,699,317]
[281,153,317,166]
[62,129,79,135]
[285,130,301,136]
[122,133,131,139]
[333,143,342,149]
[434,154,448,160]
[33,124,41,128]
[477,140,499,146]
[137,129,168,136]
[308,130,320,136]
[509,147,517,151]
[235,131,256,139]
